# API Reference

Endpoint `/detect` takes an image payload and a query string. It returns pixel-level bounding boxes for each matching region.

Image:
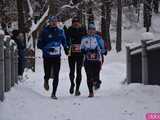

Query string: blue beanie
[48,16,58,22]
[88,23,96,30]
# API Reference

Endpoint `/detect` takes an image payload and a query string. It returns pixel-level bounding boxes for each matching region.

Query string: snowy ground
[0,47,160,120]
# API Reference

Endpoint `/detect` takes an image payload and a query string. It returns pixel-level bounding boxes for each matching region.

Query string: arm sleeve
[65,28,71,47]
[97,36,107,54]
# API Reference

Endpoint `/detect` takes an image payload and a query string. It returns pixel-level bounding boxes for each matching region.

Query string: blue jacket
[80,34,107,61]
[81,34,106,54]
[37,26,68,58]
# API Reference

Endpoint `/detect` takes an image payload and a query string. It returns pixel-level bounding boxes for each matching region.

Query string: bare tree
[143,0,152,32]
[49,0,57,15]
[153,0,159,13]
[17,0,25,33]
[116,0,122,52]
[101,0,112,51]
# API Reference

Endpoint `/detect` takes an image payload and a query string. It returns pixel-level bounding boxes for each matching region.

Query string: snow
[104,7,160,45]
[0,47,160,120]
[27,0,34,18]
[30,7,49,35]
[3,35,11,42]
[0,29,5,36]
[64,19,72,28]
[151,14,160,33]
[61,5,76,9]
[27,6,49,50]
[141,32,155,41]
[26,35,34,50]
[61,2,80,10]
[9,39,16,46]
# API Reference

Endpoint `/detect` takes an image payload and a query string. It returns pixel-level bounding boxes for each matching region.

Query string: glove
[64,48,69,55]
[104,50,108,56]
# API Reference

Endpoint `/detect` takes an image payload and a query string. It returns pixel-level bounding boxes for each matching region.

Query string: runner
[66,17,87,96]
[81,23,106,97]
[37,16,69,99]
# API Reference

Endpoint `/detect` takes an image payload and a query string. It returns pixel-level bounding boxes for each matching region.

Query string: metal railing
[0,32,19,102]
[126,39,160,85]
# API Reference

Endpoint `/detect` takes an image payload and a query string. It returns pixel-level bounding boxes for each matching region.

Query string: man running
[66,17,87,96]
[37,16,69,99]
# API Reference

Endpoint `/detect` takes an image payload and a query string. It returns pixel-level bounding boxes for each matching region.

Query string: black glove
[101,49,107,56]
[64,48,69,55]
[104,50,108,56]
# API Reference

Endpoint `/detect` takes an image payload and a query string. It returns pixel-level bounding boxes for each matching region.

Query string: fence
[126,39,160,85]
[0,32,19,102]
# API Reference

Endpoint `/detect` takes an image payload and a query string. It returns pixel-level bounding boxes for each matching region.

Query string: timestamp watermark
[146,113,160,120]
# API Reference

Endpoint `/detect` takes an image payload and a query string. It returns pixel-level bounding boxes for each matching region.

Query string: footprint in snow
[122,110,135,116]
[73,102,80,106]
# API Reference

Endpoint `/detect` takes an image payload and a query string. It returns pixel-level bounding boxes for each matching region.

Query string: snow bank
[3,35,11,42]
[0,29,5,36]
[151,14,160,33]
[141,32,155,41]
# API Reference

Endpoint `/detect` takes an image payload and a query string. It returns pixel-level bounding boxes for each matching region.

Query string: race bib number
[48,46,61,55]
[86,53,100,61]
[71,44,81,53]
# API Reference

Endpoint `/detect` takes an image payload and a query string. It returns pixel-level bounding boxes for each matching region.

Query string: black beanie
[72,17,80,23]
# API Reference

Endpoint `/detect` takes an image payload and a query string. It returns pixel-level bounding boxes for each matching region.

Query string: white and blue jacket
[80,34,106,61]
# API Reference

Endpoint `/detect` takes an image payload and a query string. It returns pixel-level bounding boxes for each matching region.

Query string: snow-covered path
[0,50,160,120]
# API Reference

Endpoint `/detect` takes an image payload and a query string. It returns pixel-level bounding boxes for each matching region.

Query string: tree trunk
[116,0,122,52]
[78,9,83,24]
[0,0,5,22]
[153,0,159,13]
[88,8,94,26]
[105,0,112,51]
[101,0,112,51]
[143,0,152,32]
[101,2,107,44]
[17,0,25,33]
[48,0,57,16]
[82,8,86,26]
